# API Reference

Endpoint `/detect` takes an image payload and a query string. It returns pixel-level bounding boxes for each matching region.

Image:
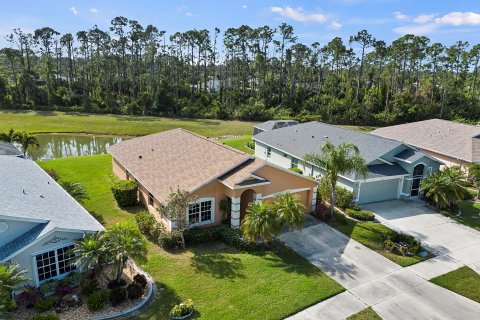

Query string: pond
[27,134,127,160]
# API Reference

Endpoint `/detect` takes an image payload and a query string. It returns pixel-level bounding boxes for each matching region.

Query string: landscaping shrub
[335,187,354,209]
[346,209,375,221]
[383,239,396,253]
[39,280,58,297]
[184,226,223,244]
[34,297,54,312]
[32,313,60,320]
[111,180,138,206]
[45,169,59,181]
[289,167,303,174]
[55,284,73,296]
[383,232,421,256]
[109,287,127,306]
[19,285,41,308]
[86,290,108,311]
[169,299,194,318]
[80,278,99,296]
[133,274,148,289]
[126,283,144,300]
[333,211,347,225]
[158,230,182,249]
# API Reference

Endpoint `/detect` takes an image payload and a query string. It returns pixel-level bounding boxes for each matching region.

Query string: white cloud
[242,4,247,9]
[328,21,342,30]
[69,6,79,15]
[413,14,435,24]
[90,8,98,14]
[393,23,437,35]
[186,12,193,16]
[393,11,408,21]
[270,6,327,24]
[435,11,480,26]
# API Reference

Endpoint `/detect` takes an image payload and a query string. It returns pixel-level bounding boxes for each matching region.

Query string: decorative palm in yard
[0,263,28,315]
[272,193,306,232]
[305,141,367,219]
[74,231,108,276]
[13,130,39,157]
[468,163,480,200]
[0,128,17,143]
[421,167,467,209]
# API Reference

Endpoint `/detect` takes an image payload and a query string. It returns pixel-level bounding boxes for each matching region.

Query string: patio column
[231,197,241,229]
[310,186,318,212]
[254,193,262,204]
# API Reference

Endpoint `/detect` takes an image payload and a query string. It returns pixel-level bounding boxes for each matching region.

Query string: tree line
[0,17,479,125]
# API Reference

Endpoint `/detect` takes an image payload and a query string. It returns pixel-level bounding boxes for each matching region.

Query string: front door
[410,164,425,197]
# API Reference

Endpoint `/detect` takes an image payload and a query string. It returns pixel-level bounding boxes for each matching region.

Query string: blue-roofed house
[253,122,442,204]
[0,156,104,288]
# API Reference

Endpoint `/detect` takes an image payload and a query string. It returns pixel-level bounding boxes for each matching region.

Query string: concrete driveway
[282,221,480,320]
[363,200,480,271]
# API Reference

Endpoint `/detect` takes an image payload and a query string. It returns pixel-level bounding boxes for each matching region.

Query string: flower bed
[12,262,152,320]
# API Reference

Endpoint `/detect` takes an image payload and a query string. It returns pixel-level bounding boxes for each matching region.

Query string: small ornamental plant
[169,299,194,319]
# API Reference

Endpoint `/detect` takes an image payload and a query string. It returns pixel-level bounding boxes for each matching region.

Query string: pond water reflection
[28,134,126,160]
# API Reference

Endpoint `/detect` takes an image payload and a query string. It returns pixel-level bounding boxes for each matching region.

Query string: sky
[1,0,480,48]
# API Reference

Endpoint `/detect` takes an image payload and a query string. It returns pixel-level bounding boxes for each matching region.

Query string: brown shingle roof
[107,129,251,203]
[372,119,480,162]
[219,158,267,188]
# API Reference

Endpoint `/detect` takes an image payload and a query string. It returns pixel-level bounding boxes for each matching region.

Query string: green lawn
[0,110,254,137]
[455,201,480,232]
[330,218,430,267]
[430,266,480,303]
[38,154,344,319]
[219,135,254,154]
[347,307,382,320]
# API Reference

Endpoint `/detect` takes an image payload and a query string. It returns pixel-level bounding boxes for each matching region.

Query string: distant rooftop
[254,120,299,133]
[372,119,480,163]
[0,142,23,157]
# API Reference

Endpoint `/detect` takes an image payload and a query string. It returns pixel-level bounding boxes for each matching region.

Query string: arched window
[413,163,425,177]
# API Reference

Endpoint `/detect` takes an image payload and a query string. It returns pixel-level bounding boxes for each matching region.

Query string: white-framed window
[34,244,76,284]
[266,147,272,158]
[187,198,215,227]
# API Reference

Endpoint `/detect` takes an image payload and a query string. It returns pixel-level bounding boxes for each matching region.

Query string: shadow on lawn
[190,247,245,281]
[263,246,327,277]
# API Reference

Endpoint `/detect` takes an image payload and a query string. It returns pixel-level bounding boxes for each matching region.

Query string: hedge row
[345,208,375,221]
[111,180,138,206]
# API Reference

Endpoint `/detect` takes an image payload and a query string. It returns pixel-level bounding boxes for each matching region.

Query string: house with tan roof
[107,129,318,230]
[372,119,480,169]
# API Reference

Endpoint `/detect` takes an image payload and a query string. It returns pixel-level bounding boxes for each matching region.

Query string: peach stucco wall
[421,149,469,170]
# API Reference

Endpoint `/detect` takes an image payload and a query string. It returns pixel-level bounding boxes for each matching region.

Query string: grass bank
[0,110,254,137]
[430,266,480,303]
[455,201,480,232]
[347,307,382,320]
[38,154,344,319]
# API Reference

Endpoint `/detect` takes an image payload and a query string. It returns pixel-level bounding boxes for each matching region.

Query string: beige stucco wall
[421,149,469,170]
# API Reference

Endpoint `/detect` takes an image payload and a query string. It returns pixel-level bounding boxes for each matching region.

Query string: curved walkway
[281,221,480,320]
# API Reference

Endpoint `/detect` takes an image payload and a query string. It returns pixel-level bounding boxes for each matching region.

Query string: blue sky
[1,0,479,48]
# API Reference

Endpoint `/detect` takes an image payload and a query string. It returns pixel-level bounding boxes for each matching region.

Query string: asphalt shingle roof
[0,156,104,257]
[394,149,425,163]
[366,163,408,179]
[254,120,299,131]
[254,121,403,164]
[0,224,47,261]
[372,119,480,162]
[108,129,252,203]
[0,142,23,156]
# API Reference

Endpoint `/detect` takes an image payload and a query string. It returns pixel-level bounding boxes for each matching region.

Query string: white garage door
[358,178,400,204]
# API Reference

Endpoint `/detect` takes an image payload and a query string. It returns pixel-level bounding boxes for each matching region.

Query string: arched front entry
[240,189,256,221]
[411,163,425,197]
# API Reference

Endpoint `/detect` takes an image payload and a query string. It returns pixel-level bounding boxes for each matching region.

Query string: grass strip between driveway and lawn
[455,201,480,232]
[347,307,382,320]
[430,266,480,303]
[329,218,431,267]
[0,110,254,137]
[38,154,344,320]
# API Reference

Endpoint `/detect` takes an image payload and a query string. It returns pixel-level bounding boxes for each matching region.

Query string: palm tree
[240,202,278,242]
[13,131,39,157]
[74,232,108,276]
[0,263,29,292]
[104,223,147,284]
[0,129,17,143]
[468,163,480,199]
[61,181,89,203]
[421,167,466,209]
[272,193,306,232]
[305,141,368,219]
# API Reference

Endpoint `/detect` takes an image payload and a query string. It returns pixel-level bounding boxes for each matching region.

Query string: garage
[357,178,400,204]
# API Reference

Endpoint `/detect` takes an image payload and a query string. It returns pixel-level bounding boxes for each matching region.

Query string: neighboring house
[107,128,317,230]
[372,119,480,169]
[0,142,23,157]
[254,122,442,204]
[0,156,104,288]
[253,120,299,136]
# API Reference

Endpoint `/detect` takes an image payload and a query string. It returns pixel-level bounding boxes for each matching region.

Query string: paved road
[363,200,480,273]
[281,222,480,320]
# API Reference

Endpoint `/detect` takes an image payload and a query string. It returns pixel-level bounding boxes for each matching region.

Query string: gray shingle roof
[254,120,299,131]
[254,121,403,164]
[0,142,23,156]
[366,163,408,179]
[394,149,425,163]
[0,156,104,258]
